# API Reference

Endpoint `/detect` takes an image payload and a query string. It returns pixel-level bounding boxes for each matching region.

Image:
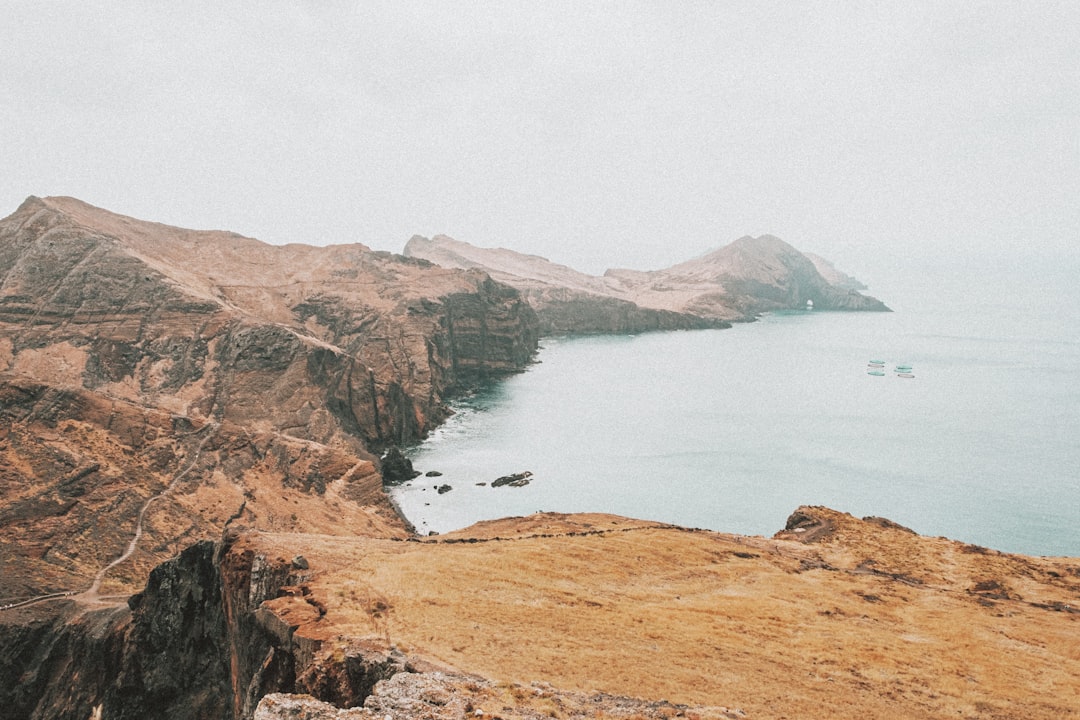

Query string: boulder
[381,447,421,484]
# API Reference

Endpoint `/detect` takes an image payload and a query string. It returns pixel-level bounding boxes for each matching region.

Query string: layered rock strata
[1,197,538,452]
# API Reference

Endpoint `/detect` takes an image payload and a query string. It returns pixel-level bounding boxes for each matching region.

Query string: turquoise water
[396,265,1080,556]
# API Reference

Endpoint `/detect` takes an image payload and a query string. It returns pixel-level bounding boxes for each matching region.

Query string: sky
[1,1,1077,282]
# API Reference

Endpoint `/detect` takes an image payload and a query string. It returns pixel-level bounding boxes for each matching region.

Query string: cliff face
[404,233,888,327]
[0,197,537,451]
[9,196,1071,720]
[0,375,406,600]
[0,195,537,637]
[0,532,455,720]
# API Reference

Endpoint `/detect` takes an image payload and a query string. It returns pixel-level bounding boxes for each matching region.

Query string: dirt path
[0,422,219,613]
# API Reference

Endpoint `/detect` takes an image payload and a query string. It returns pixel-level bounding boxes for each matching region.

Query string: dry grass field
[244,508,1080,719]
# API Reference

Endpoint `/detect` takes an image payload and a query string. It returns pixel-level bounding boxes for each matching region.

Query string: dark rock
[491,471,533,488]
[779,508,836,543]
[862,516,917,534]
[436,485,452,495]
[291,556,309,570]
[523,288,729,335]
[380,447,421,484]
[0,197,546,717]
[424,470,443,477]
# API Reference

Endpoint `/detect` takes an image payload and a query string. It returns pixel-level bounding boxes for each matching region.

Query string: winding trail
[0,421,219,612]
[80,421,219,601]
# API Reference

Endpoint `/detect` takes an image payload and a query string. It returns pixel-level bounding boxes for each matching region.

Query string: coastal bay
[399,265,1080,557]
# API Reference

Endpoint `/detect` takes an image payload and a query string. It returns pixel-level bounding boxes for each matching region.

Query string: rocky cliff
[1,197,537,451]
[0,196,538,686]
[404,233,888,327]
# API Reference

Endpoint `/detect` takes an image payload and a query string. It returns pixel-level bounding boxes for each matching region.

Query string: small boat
[897,373,915,378]
[868,370,886,376]
[869,359,885,365]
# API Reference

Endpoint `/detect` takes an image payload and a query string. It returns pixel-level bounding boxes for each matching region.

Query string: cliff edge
[3,508,1076,720]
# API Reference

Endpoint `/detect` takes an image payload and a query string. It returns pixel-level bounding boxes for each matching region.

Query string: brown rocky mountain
[2,198,1075,720]
[0,195,537,599]
[404,233,888,327]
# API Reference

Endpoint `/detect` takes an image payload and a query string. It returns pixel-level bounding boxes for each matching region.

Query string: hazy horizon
[3,2,1077,281]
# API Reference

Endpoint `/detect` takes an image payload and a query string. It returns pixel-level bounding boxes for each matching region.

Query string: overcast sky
[2,1,1077,280]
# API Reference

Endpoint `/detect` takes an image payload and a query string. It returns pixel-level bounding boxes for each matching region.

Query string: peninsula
[1,197,1074,720]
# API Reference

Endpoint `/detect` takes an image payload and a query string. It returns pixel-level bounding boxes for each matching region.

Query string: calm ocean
[397,262,1080,556]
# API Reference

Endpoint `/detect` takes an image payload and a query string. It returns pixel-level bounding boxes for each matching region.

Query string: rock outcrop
[0,373,405,600]
[607,234,889,318]
[404,233,888,328]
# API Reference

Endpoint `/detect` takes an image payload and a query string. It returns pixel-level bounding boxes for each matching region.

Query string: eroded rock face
[0,374,404,600]
[0,196,538,452]
[0,195,539,597]
[0,534,403,720]
[0,196,540,718]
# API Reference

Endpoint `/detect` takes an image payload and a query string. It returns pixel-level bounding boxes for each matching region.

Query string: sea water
[395,263,1080,556]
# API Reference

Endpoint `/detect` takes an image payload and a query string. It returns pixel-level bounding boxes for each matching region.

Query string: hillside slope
[0,196,538,598]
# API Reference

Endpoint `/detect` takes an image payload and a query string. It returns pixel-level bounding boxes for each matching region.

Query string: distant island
[2,196,1075,720]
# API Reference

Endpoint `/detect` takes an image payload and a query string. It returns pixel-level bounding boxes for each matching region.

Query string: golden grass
[247,509,1080,719]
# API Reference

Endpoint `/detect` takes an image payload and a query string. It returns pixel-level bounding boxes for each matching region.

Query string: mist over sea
[397,260,1080,556]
